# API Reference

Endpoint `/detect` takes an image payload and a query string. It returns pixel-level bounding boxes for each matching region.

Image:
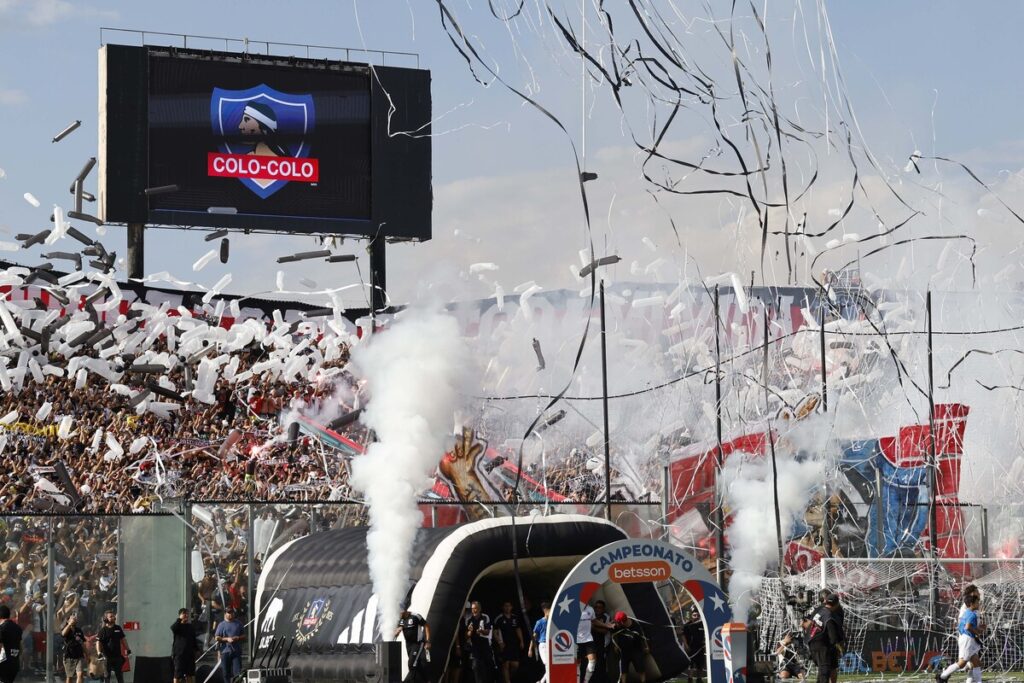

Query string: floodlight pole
[127,222,145,279]
[926,290,940,624]
[819,304,828,412]
[580,256,619,520]
[247,504,256,663]
[600,279,612,521]
[765,307,785,577]
[46,518,55,683]
[713,286,726,587]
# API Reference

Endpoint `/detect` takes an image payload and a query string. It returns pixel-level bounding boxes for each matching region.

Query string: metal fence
[2,500,661,682]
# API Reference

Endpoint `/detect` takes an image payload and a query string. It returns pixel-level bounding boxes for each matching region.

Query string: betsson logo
[608,560,671,584]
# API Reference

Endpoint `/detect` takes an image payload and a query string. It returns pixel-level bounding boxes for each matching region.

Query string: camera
[782,630,805,647]
[785,589,813,610]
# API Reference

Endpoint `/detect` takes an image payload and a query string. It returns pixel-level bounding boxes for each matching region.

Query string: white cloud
[0,0,117,27]
[0,89,27,105]
[207,135,1024,307]
[24,0,73,25]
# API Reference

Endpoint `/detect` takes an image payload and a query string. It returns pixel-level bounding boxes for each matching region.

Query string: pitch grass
[665,675,1024,683]
[837,675,1024,683]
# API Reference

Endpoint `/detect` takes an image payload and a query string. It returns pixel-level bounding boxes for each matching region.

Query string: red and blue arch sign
[547,539,737,683]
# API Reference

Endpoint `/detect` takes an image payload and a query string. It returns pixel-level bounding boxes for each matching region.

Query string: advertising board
[99,44,431,240]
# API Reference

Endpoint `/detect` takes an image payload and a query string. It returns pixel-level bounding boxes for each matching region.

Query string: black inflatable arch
[255,514,688,683]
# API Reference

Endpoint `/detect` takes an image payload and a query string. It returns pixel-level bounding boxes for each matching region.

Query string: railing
[99,27,420,68]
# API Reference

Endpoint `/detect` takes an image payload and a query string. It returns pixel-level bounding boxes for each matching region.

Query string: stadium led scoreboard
[98,44,431,240]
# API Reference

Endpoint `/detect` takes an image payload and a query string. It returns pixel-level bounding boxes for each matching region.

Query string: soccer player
[395,608,432,683]
[529,602,551,683]
[937,593,984,683]
[610,612,649,683]
[493,601,524,683]
[591,601,613,683]
[446,606,466,683]
[577,601,598,683]
[464,602,494,683]
[957,586,981,623]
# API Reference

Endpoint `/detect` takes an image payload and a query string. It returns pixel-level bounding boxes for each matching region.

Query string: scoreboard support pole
[127,222,145,279]
[368,236,387,314]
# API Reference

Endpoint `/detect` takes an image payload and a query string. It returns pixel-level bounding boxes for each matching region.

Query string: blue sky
[0,1,1022,302]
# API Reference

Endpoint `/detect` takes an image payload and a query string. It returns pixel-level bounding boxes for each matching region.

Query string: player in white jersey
[577,602,598,683]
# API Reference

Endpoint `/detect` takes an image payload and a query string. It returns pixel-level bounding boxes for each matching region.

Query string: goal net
[757,557,1024,675]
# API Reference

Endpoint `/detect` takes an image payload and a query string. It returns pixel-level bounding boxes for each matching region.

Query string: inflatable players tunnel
[255,514,688,683]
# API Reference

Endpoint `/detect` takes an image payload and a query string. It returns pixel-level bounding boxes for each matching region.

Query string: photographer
[681,608,705,683]
[774,629,806,681]
[804,595,843,683]
[171,608,198,683]
[61,613,86,683]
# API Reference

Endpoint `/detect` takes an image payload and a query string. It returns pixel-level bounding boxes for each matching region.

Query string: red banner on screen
[207,152,319,183]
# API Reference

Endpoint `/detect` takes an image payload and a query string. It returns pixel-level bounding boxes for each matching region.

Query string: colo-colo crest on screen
[209,84,318,198]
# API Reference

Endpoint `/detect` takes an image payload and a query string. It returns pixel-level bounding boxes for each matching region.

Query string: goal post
[757,557,1024,675]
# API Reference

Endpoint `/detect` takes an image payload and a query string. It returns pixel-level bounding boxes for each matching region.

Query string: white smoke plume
[721,433,825,619]
[349,308,470,637]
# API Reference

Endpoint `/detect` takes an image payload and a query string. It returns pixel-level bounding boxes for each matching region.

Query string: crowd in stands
[0,516,117,677]
[0,340,366,514]
[0,338,636,515]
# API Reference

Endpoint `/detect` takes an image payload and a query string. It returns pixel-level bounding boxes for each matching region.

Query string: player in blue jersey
[528,603,551,683]
[937,592,984,683]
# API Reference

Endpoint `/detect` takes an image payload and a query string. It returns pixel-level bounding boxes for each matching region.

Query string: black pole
[822,484,832,558]
[127,223,145,279]
[874,467,884,556]
[818,296,831,560]
[819,304,828,413]
[713,286,726,586]
[981,507,990,559]
[600,280,612,521]
[765,307,785,576]
[368,235,387,314]
[926,290,940,623]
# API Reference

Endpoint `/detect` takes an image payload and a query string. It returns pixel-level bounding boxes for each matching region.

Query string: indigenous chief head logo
[209,84,317,199]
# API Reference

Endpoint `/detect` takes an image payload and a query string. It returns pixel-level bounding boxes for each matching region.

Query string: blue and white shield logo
[303,597,326,629]
[210,84,315,199]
